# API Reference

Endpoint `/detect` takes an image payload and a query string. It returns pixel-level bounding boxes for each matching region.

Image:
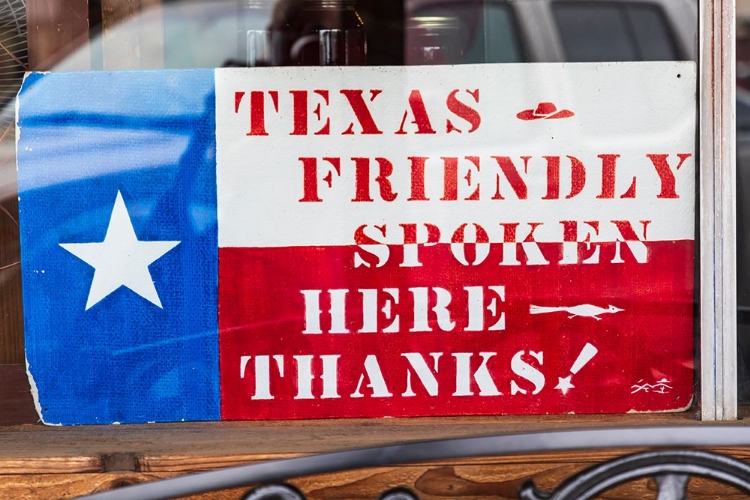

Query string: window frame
[699,0,737,420]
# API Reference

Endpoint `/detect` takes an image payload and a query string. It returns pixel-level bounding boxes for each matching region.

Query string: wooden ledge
[0,411,739,474]
[4,417,750,500]
[3,415,750,497]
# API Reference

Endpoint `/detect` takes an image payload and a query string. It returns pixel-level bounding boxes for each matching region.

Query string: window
[552,1,680,62]
[0,0,740,424]
[407,1,525,64]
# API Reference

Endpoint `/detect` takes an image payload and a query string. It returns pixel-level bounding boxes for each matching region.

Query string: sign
[17,63,696,425]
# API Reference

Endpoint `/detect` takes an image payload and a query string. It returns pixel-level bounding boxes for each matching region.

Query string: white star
[60,191,180,310]
[555,376,575,395]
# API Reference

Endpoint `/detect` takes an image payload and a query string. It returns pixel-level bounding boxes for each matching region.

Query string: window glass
[552,1,679,62]
[737,88,750,402]
[627,4,678,60]
[485,3,524,62]
[553,3,637,62]
[0,1,26,107]
[0,0,702,424]
[407,1,524,64]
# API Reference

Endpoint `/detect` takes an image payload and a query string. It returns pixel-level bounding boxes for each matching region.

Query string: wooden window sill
[4,362,750,499]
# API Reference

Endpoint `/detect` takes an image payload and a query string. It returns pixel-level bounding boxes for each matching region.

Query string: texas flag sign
[16,63,696,425]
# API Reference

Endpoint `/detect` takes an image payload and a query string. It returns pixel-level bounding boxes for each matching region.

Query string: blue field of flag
[17,70,220,424]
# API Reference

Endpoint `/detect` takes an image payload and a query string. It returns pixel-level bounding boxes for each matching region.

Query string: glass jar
[237,0,273,66]
[271,0,366,66]
[405,15,463,65]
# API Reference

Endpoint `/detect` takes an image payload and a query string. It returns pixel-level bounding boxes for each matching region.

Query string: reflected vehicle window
[233,0,368,67]
[552,1,680,62]
[406,0,524,64]
[627,4,679,60]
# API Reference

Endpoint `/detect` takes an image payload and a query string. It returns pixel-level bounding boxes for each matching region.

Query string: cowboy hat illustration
[517,102,574,120]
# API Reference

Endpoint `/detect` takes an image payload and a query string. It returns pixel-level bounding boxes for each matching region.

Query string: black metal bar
[74,426,750,500]
[521,450,750,499]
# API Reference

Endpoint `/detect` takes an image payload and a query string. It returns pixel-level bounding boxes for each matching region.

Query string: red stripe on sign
[219,242,694,420]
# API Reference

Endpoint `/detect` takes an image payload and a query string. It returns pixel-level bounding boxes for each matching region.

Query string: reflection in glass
[237,1,273,66]
[0,0,708,410]
[552,1,680,62]
[406,0,523,64]
[271,0,366,66]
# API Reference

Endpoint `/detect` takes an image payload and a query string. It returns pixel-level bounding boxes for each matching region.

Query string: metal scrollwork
[243,484,306,500]
[519,450,750,500]
[378,487,420,500]
[242,484,419,500]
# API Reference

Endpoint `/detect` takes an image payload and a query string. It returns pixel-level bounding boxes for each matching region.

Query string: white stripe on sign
[215,63,695,248]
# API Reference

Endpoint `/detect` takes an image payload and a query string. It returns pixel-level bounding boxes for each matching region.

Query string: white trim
[700,0,737,420]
